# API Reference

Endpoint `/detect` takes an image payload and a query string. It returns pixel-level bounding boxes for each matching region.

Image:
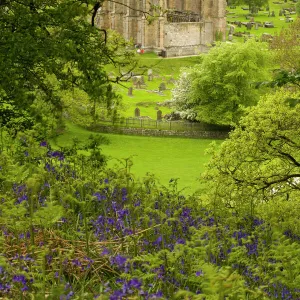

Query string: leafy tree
[172,40,271,126]
[270,17,300,72]
[202,89,300,227]
[296,0,300,16]
[0,0,137,136]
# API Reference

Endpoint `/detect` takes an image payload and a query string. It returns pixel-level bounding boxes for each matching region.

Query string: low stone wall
[89,125,229,139]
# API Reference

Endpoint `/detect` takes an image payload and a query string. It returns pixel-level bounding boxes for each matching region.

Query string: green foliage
[2,128,300,298]
[203,89,300,223]
[0,0,135,135]
[297,1,300,16]
[172,40,271,126]
[270,17,300,71]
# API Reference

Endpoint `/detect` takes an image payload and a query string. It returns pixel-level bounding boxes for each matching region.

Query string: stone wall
[164,22,204,56]
[164,23,202,47]
[96,0,226,57]
[89,125,229,139]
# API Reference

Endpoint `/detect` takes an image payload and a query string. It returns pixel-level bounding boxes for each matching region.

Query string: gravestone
[135,107,140,117]
[237,21,242,27]
[134,79,141,89]
[140,76,145,85]
[159,82,166,92]
[147,69,153,81]
[128,87,133,96]
[271,11,275,17]
[246,22,252,30]
[157,110,162,121]
[133,76,143,89]
[132,75,145,85]
[228,34,233,41]
[255,23,259,30]
[229,25,235,35]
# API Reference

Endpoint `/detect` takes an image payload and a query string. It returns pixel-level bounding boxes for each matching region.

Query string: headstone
[128,87,133,96]
[147,69,153,81]
[255,23,259,30]
[140,76,145,84]
[228,34,233,41]
[134,79,141,89]
[157,110,162,121]
[271,11,275,17]
[133,76,142,89]
[237,21,242,27]
[229,25,235,35]
[279,10,283,16]
[246,22,252,30]
[135,107,140,117]
[159,82,166,92]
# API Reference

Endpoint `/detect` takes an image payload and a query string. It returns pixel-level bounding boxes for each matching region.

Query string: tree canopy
[270,17,300,72]
[172,40,271,126]
[0,0,136,135]
[202,89,300,225]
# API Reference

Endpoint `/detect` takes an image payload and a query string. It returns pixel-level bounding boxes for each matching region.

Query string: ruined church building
[96,0,227,57]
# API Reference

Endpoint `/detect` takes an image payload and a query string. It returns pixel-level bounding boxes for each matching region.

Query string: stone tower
[96,0,226,57]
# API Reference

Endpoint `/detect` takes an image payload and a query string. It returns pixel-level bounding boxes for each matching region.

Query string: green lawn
[226,1,297,42]
[52,123,223,193]
[111,54,202,119]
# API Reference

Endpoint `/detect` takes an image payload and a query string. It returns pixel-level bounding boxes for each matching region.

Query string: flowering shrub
[1,132,300,299]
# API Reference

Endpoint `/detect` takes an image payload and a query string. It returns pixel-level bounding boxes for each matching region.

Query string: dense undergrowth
[1,129,300,299]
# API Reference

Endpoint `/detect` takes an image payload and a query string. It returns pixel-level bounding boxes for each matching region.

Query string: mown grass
[52,123,223,193]
[226,0,297,42]
[111,54,202,119]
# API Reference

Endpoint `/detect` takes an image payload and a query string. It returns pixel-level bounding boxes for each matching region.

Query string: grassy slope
[226,1,297,42]
[111,55,202,119]
[52,123,222,193]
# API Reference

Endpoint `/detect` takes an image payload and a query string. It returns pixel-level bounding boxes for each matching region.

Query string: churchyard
[226,0,298,41]
[107,54,201,120]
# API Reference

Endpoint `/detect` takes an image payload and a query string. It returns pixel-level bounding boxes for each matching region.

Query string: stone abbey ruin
[96,0,227,57]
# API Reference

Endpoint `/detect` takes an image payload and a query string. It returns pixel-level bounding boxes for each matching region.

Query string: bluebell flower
[13,274,27,289]
[117,209,129,219]
[111,255,127,267]
[153,235,162,245]
[66,291,75,300]
[71,259,81,266]
[110,289,125,300]
[40,141,47,147]
[149,290,163,299]
[128,278,142,289]
[134,200,141,207]
[16,194,28,204]
[176,238,185,244]
[93,192,106,201]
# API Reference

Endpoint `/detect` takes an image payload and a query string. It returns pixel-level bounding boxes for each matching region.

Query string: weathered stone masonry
[89,125,229,139]
[96,0,227,57]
